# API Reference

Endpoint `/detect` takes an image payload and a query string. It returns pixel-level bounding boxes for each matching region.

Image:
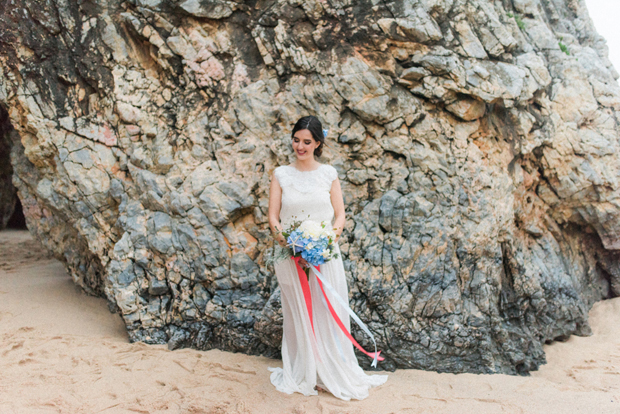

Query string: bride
[267,115,388,401]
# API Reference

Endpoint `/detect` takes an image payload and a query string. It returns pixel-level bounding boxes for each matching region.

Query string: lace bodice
[274,164,338,228]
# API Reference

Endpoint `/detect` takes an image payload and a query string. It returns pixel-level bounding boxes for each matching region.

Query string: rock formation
[1,0,619,374]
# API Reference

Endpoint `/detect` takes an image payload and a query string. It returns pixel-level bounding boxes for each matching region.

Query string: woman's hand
[298,257,310,268]
[330,177,346,244]
[272,226,287,247]
[333,227,343,243]
[333,226,342,243]
[275,232,287,247]
[268,172,285,246]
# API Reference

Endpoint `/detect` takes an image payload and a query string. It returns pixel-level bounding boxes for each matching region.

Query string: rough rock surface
[1,0,619,374]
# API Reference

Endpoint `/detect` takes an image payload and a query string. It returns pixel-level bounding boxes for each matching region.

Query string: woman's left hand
[298,257,310,268]
[333,227,342,243]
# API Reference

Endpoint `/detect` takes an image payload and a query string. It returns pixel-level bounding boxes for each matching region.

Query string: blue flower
[301,239,330,266]
[285,221,337,266]
[287,230,308,254]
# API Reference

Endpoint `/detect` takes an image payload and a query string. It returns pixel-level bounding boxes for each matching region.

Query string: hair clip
[322,128,328,138]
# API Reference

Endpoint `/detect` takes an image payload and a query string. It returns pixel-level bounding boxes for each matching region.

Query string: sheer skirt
[268,244,388,401]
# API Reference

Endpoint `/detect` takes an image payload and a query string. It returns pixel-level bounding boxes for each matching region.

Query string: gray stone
[400,67,429,82]
[178,0,235,19]
[148,278,169,296]
[446,97,487,121]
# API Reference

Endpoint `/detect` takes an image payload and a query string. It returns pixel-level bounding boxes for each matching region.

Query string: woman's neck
[293,159,320,172]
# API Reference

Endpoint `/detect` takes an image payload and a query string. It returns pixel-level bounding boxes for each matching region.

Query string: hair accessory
[322,128,328,139]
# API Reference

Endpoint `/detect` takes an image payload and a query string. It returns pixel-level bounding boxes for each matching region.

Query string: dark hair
[291,115,325,157]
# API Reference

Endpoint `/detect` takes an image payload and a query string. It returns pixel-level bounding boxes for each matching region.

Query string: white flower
[312,221,334,239]
[298,220,323,239]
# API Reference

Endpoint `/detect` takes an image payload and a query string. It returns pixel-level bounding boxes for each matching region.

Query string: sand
[1,229,619,414]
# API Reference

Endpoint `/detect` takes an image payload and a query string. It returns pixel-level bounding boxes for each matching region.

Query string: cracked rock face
[1,0,619,374]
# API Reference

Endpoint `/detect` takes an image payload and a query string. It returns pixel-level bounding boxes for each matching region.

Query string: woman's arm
[268,172,287,247]
[330,177,346,242]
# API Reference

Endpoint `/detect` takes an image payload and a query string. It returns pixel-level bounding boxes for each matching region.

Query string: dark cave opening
[6,196,26,229]
[1,103,26,230]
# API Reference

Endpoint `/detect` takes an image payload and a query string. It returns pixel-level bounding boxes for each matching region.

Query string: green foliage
[515,15,525,30]
[558,37,570,55]
[508,12,525,30]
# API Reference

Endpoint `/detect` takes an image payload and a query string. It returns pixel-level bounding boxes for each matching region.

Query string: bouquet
[278,219,340,279]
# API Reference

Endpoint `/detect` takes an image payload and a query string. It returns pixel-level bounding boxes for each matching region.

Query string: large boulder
[0,0,619,374]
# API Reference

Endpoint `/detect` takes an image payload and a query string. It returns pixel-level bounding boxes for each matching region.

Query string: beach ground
[1,229,619,414]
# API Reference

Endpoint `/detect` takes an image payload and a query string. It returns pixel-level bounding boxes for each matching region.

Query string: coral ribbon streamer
[293,256,314,334]
[292,256,384,367]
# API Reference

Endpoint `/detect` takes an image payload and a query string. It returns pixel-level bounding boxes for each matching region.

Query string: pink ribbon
[293,256,314,335]
[292,257,384,366]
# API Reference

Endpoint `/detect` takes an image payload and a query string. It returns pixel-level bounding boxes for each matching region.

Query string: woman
[267,115,388,401]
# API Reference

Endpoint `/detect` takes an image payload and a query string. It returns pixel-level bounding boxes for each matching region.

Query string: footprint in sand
[2,340,24,356]
[0,311,14,322]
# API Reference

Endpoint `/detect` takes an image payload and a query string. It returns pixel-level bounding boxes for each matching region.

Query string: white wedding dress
[269,164,388,401]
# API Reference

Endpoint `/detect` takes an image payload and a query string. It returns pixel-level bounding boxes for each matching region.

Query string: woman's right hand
[275,233,287,247]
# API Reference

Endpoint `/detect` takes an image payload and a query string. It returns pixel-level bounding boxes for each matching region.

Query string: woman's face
[292,129,320,160]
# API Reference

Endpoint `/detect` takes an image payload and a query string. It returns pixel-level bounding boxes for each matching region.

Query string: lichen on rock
[0,0,619,374]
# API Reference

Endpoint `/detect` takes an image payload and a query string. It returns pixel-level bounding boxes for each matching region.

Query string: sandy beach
[1,229,618,414]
